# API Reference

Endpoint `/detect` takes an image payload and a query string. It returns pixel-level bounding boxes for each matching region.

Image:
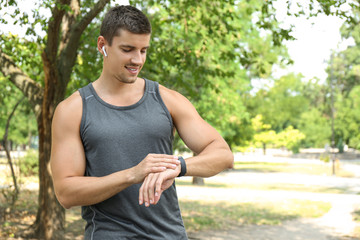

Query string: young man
[51,5,233,239]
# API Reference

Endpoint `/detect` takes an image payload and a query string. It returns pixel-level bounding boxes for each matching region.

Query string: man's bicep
[176,111,222,154]
[171,95,221,154]
[50,101,86,185]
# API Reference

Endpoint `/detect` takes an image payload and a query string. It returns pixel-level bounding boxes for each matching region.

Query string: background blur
[1,0,360,239]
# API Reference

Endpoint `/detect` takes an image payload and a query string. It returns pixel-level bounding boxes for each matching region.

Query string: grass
[352,209,360,238]
[179,199,331,233]
[0,184,333,239]
[176,178,349,194]
[0,190,37,239]
[233,161,355,178]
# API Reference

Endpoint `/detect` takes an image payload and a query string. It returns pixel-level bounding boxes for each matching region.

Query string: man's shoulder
[158,84,195,117]
[158,84,182,100]
[58,91,82,111]
[53,91,82,124]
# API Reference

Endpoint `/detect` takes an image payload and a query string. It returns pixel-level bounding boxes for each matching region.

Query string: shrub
[19,150,38,176]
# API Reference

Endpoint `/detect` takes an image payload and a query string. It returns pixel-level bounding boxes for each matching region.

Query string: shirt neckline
[88,78,148,110]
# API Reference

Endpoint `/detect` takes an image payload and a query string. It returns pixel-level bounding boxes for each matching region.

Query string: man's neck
[92,76,146,107]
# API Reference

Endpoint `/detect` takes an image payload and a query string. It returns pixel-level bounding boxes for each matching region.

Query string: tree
[251,115,276,155]
[1,95,24,206]
[298,108,331,148]
[275,126,306,153]
[249,73,310,132]
[0,1,110,238]
[333,86,360,149]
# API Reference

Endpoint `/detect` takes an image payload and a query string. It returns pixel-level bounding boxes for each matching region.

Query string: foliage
[19,150,39,176]
[334,86,360,149]
[249,73,309,132]
[298,108,331,148]
[275,126,305,153]
[179,199,331,232]
[251,115,276,153]
[250,115,305,153]
[0,76,37,147]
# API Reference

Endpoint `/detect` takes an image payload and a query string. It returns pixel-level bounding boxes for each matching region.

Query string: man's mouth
[125,66,140,74]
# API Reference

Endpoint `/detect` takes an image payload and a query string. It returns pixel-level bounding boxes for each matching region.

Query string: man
[51,5,233,239]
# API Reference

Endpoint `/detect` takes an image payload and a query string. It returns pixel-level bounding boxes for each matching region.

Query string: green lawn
[233,161,355,178]
[179,199,331,232]
[176,178,349,194]
[352,209,360,238]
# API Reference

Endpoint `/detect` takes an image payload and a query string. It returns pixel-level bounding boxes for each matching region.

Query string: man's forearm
[55,169,135,209]
[184,140,234,178]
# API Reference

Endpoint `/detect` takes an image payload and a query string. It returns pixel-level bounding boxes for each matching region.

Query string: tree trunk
[192,176,205,185]
[29,117,65,240]
[28,49,66,240]
[262,142,266,155]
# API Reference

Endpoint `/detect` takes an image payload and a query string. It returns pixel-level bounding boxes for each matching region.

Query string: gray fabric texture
[78,79,188,240]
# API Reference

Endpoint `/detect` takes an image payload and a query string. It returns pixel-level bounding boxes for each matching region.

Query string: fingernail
[176,160,180,164]
[150,199,153,204]
[145,202,149,207]
[174,156,178,159]
[139,200,142,205]
[155,192,158,197]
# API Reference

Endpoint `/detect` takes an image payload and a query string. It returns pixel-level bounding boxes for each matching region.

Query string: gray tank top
[78,79,188,240]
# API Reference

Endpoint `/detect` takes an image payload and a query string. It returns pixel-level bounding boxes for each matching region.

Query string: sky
[272,1,354,82]
[0,0,354,83]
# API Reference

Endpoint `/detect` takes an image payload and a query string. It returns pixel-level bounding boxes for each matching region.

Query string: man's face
[104,29,151,84]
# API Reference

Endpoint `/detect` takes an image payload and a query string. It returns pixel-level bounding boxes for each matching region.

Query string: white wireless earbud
[102,46,107,57]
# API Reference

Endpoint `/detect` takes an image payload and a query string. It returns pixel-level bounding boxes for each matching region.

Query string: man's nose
[131,51,143,65]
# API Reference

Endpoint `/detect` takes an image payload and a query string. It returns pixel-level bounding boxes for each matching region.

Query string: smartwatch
[177,156,187,177]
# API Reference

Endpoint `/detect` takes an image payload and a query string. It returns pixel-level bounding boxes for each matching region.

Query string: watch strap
[177,156,187,177]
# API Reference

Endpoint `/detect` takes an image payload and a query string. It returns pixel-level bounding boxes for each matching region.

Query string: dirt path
[179,171,360,240]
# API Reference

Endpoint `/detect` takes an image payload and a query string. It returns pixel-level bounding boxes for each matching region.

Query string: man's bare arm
[161,85,234,177]
[138,86,234,206]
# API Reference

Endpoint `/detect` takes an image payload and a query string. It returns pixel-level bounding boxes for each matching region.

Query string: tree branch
[46,0,71,62]
[59,0,110,85]
[76,0,110,34]
[59,0,80,53]
[0,50,43,118]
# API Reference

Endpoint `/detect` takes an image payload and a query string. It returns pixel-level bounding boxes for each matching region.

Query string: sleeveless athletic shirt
[78,79,188,240]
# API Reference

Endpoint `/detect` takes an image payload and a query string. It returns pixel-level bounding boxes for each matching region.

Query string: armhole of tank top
[78,88,87,141]
[153,82,174,134]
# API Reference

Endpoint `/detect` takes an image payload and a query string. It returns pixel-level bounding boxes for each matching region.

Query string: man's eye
[122,49,131,52]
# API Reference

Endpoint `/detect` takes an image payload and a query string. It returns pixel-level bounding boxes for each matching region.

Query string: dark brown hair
[100,5,151,46]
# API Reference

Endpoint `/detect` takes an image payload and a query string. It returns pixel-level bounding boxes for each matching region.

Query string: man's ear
[97,36,107,57]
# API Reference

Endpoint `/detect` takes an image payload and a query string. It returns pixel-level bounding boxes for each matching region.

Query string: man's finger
[154,175,164,204]
[139,183,144,205]
[148,174,158,205]
[143,174,152,207]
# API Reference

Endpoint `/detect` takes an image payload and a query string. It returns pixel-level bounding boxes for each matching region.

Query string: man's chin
[116,76,138,84]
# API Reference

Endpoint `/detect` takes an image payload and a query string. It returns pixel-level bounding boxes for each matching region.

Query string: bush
[19,150,38,176]
[319,154,330,163]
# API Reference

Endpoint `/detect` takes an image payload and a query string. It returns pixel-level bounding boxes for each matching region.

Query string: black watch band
[177,156,187,177]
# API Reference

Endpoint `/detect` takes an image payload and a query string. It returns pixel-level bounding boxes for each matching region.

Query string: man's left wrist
[177,156,187,177]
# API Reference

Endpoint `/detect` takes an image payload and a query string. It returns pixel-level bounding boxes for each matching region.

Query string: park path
[179,168,360,240]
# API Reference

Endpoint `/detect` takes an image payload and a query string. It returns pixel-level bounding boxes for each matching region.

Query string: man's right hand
[131,154,180,184]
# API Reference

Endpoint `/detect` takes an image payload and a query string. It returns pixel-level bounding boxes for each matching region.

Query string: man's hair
[100,5,151,46]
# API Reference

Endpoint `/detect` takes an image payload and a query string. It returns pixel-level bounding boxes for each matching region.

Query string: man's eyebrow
[119,44,150,49]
